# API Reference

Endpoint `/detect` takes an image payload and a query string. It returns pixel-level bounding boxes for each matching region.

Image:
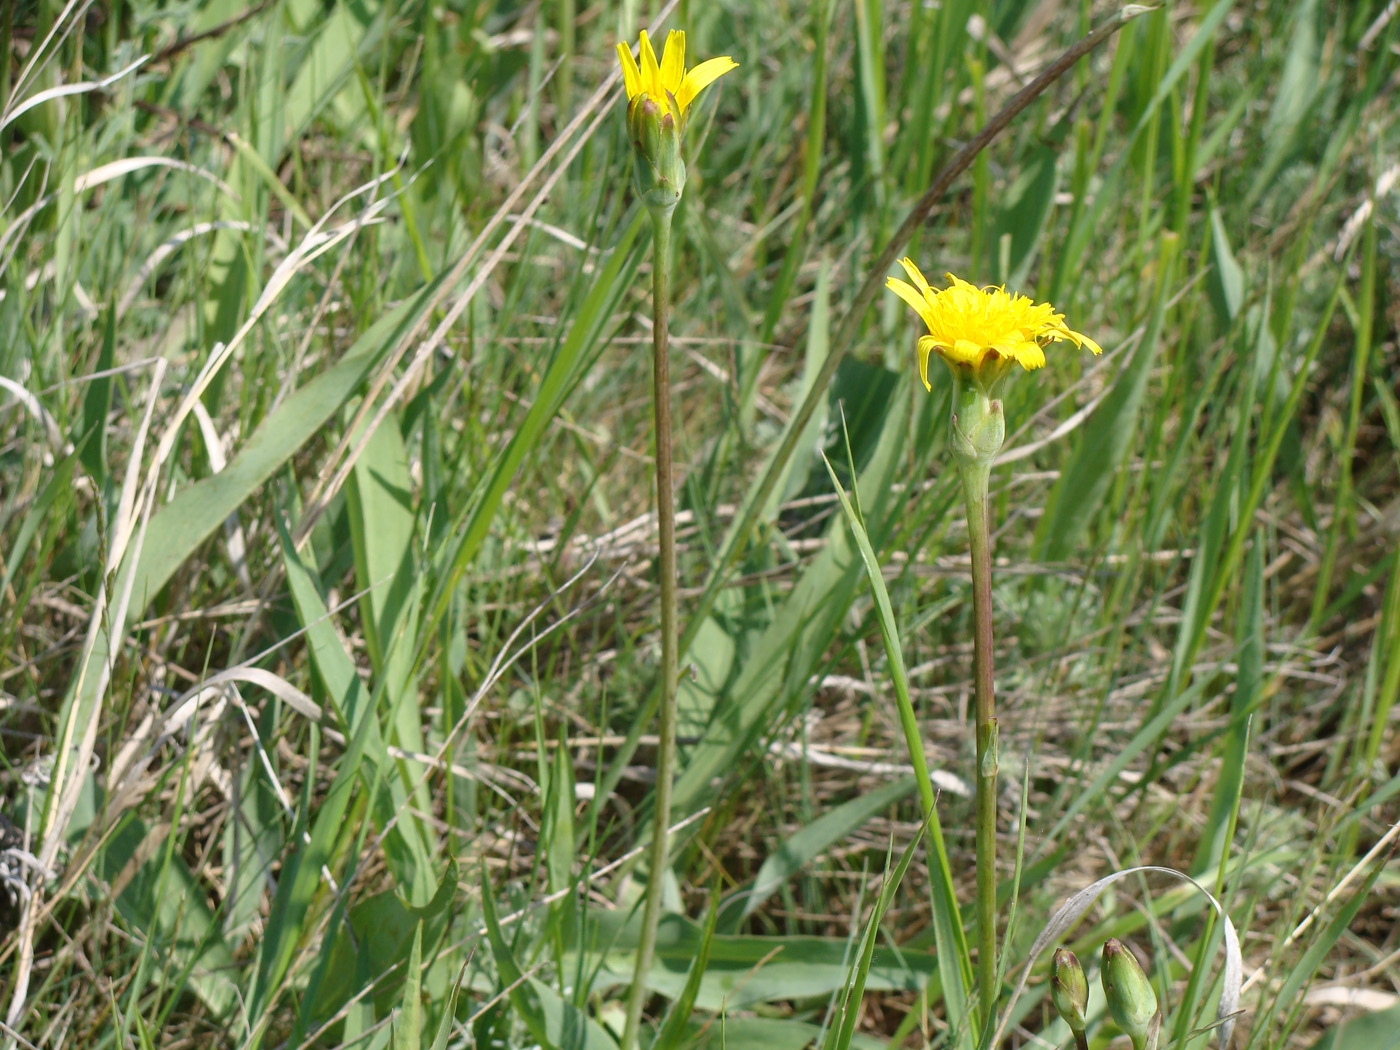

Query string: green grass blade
[818,445,973,1042]
[1037,232,1177,564]
[822,834,921,1050]
[393,922,425,1050]
[421,212,644,642]
[652,891,722,1050]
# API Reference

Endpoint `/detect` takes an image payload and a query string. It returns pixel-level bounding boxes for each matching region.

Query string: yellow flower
[615,30,738,122]
[886,259,1102,391]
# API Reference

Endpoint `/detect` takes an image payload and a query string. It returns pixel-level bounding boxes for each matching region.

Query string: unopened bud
[626,94,686,212]
[1102,939,1161,1050]
[1050,948,1088,1036]
[949,378,1005,468]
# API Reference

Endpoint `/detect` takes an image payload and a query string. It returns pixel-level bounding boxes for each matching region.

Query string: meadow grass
[2,1,1399,1048]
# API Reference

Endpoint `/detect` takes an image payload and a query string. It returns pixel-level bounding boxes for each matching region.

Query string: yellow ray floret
[615,30,738,117]
[886,259,1103,390]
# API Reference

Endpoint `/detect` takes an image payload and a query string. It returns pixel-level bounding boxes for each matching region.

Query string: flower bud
[949,378,1005,467]
[1102,939,1161,1050]
[616,31,735,213]
[1050,948,1089,1037]
[626,94,686,213]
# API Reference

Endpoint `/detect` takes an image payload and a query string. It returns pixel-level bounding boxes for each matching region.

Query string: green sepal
[950,375,1006,468]
[1102,939,1162,1050]
[1050,947,1089,1036]
[627,94,686,210]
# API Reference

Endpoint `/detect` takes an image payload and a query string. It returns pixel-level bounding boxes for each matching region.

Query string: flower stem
[958,452,999,1024]
[622,203,678,1050]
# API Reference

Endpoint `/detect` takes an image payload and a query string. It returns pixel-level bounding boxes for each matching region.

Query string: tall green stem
[961,458,998,1018]
[953,387,1000,1024]
[622,204,677,1050]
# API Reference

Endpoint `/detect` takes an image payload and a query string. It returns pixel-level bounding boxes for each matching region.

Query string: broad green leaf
[128,273,448,612]
[983,144,1059,288]
[669,380,921,823]
[652,893,721,1050]
[1207,205,1245,324]
[771,256,833,511]
[582,913,938,1012]
[78,306,115,483]
[248,715,374,1037]
[683,1016,885,1050]
[718,777,917,931]
[482,867,619,1050]
[95,816,239,1019]
[1193,539,1261,874]
[1313,1001,1400,1050]
[307,859,458,1026]
[281,1,381,154]
[545,728,578,951]
[280,523,436,898]
[676,615,736,740]
[2,443,80,593]
[346,414,433,873]
[1245,0,1322,207]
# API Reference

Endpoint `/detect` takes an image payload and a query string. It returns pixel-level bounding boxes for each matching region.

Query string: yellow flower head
[886,259,1103,391]
[615,30,738,123]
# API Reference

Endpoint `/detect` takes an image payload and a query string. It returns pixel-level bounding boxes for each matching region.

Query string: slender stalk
[622,204,678,1050]
[958,453,998,1022]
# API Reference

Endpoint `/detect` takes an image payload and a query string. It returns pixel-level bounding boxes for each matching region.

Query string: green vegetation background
[1,1,1398,1048]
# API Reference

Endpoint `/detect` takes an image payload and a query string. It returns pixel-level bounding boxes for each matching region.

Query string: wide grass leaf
[717,776,917,931]
[306,859,458,1027]
[127,274,448,611]
[481,866,619,1050]
[583,913,937,1012]
[95,815,240,1019]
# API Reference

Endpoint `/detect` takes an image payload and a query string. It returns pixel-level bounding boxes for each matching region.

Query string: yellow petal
[660,30,685,93]
[897,257,934,301]
[677,55,738,111]
[950,338,984,365]
[884,263,1099,389]
[886,276,932,327]
[639,30,664,99]
[1000,340,1045,370]
[616,41,642,99]
[917,336,940,391]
